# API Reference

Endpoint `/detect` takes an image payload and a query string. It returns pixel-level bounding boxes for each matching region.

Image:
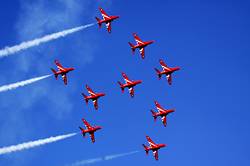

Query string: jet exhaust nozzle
[128,42,135,54]
[142,144,149,155]
[117,81,125,93]
[81,93,89,104]
[154,68,161,79]
[151,110,157,122]
[51,68,58,80]
[95,17,102,28]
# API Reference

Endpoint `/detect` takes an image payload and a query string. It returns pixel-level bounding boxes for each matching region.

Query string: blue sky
[0,0,250,165]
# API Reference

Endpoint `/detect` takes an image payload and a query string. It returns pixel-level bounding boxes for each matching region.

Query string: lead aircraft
[151,101,175,127]
[79,119,102,143]
[95,7,119,33]
[50,60,74,85]
[128,33,154,59]
[142,136,166,160]
[81,85,105,110]
[118,72,142,97]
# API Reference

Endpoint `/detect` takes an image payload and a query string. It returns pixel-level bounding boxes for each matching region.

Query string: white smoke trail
[68,151,139,166]
[0,74,52,93]
[0,23,95,58]
[104,151,139,160]
[0,132,77,155]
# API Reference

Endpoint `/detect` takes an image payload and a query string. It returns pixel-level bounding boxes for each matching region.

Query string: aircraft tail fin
[95,17,102,28]
[154,68,162,79]
[128,42,135,54]
[79,127,86,137]
[151,110,157,122]
[50,68,58,80]
[81,93,89,104]
[142,144,149,155]
[117,81,124,93]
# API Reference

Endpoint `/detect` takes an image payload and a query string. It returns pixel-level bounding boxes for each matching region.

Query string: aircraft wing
[55,60,65,72]
[82,119,92,130]
[93,99,98,110]
[161,116,167,127]
[90,132,95,143]
[146,136,157,147]
[167,74,172,85]
[133,33,144,45]
[139,48,145,59]
[153,150,159,160]
[122,73,132,84]
[128,87,134,98]
[159,59,171,71]
[86,85,96,96]
[105,22,112,33]
[155,101,165,113]
[99,7,110,20]
[62,74,67,85]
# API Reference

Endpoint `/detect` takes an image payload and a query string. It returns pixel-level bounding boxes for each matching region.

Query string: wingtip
[133,32,137,36]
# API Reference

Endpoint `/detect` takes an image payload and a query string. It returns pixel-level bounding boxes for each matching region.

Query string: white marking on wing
[162,66,171,71]
[102,13,111,20]
[156,106,165,113]
[88,91,96,96]
[125,78,133,84]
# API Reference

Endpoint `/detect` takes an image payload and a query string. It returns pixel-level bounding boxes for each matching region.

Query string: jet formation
[48,7,181,161]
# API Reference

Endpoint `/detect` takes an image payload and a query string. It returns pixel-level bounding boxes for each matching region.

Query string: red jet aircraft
[50,60,74,85]
[154,59,180,85]
[81,85,105,110]
[79,118,102,143]
[95,7,119,33]
[128,33,154,59]
[118,72,142,97]
[151,101,175,127]
[142,136,166,161]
